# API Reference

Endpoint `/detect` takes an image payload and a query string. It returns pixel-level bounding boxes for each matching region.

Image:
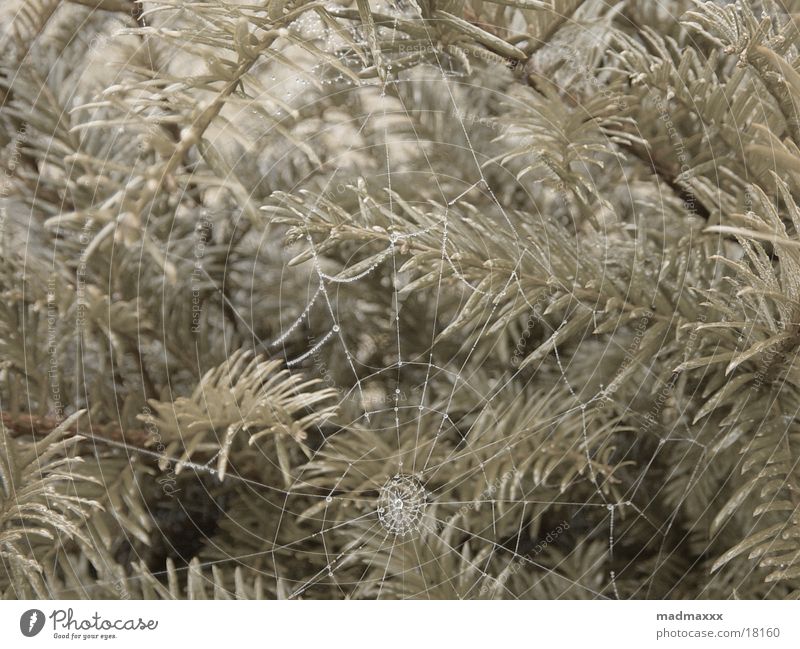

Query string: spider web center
[377,474,427,536]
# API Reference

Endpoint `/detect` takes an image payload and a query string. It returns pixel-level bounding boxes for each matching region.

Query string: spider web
[21,0,751,601]
[142,8,697,600]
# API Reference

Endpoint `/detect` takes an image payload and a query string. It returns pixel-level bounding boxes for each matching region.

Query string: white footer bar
[2,600,797,648]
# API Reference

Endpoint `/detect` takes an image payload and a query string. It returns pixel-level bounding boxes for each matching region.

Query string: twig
[617,140,711,220]
[1,411,150,447]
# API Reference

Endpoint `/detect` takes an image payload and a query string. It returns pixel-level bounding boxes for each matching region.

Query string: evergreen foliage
[2,0,800,599]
